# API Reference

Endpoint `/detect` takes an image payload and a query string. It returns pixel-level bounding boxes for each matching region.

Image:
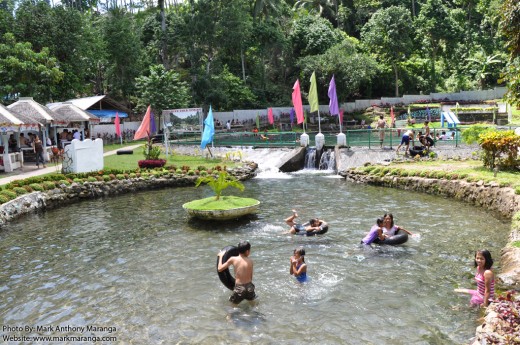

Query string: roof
[8,97,69,125]
[47,95,131,114]
[0,104,24,126]
[48,102,101,123]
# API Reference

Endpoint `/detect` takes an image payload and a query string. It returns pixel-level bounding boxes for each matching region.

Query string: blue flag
[200,106,215,150]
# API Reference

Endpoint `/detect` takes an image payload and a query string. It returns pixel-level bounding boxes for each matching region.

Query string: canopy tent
[47,95,131,120]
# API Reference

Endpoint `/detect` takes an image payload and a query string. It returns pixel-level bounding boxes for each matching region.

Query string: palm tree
[466,51,502,90]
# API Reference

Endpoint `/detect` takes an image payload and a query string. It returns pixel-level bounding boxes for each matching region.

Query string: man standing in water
[218,241,256,305]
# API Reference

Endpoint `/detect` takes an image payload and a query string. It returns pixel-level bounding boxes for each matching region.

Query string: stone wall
[0,163,258,227]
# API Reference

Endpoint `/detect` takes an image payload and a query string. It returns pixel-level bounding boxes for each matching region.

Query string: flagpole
[318,109,321,133]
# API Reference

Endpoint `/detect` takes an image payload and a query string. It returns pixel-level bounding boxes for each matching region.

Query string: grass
[103,147,241,171]
[389,159,520,189]
[182,196,259,210]
[511,106,520,124]
[102,142,141,153]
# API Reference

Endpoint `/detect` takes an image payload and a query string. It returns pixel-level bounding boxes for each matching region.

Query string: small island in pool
[182,171,260,220]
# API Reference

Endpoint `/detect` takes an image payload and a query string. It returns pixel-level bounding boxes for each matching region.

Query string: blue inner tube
[380,230,408,245]
[217,246,239,290]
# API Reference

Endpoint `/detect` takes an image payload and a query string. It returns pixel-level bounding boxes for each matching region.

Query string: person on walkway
[217,241,256,306]
[32,136,46,168]
[376,115,387,148]
[290,247,308,282]
[396,130,414,155]
[455,250,495,307]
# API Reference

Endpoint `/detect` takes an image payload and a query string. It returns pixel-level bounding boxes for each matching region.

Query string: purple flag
[290,108,295,124]
[150,111,157,134]
[328,75,339,116]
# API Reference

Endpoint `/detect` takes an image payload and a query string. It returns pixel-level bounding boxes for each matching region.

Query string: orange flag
[133,105,151,140]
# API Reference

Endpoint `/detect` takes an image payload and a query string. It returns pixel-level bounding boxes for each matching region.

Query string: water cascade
[304,147,336,171]
[318,149,336,171]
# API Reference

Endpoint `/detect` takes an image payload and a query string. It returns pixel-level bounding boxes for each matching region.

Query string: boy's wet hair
[237,241,251,254]
[376,217,384,225]
[309,218,317,225]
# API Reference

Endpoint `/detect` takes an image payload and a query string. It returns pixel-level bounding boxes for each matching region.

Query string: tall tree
[415,0,461,92]
[0,33,64,103]
[500,0,520,106]
[361,6,413,96]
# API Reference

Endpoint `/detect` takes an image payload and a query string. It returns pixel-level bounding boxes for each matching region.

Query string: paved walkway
[0,144,143,186]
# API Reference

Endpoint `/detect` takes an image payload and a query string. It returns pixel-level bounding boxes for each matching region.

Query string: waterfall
[304,147,335,171]
[240,148,292,179]
[318,149,336,171]
[304,147,316,169]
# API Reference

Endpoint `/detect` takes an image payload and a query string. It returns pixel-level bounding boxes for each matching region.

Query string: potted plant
[182,171,260,220]
[138,135,166,168]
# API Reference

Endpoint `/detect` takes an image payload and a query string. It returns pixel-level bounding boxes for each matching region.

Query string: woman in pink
[455,250,495,307]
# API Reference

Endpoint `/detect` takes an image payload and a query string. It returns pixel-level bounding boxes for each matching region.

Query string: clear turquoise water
[0,174,509,344]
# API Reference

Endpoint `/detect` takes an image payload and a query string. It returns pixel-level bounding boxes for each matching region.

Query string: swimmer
[290,247,307,282]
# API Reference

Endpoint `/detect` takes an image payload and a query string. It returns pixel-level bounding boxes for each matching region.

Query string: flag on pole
[115,112,121,137]
[150,111,157,134]
[267,108,274,125]
[407,105,411,117]
[426,107,431,122]
[339,109,344,124]
[200,106,215,150]
[292,79,304,124]
[308,71,319,113]
[256,113,260,129]
[290,108,295,124]
[328,75,339,116]
[390,106,395,123]
[134,105,152,140]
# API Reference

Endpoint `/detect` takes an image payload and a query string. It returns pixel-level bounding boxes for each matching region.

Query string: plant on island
[183,171,260,219]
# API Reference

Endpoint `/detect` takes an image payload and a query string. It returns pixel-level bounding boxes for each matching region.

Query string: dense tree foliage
[0,0,513,113]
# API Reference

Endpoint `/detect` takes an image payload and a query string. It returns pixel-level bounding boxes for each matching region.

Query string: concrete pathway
[0,144,143,186]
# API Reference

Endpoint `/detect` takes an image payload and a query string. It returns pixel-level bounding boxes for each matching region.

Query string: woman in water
[455,250,495,307]
[290,247,307,282]
[382,213,413,237]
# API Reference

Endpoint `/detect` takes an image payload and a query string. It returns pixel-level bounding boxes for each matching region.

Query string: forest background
[0,0,519,119]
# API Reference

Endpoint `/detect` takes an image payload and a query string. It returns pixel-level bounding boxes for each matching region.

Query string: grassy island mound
[183,196,259,210]
[182,196,260,220]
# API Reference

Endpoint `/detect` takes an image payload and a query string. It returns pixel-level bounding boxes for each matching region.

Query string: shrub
[29,183,44,192]
[381,167,391,174]
[197,165,207,171]
[199,170,208,177]
[42,181,56,190]
[13,187,28,196]
[0,190,17,200]
[109,174,116,180]
[73,178,83,183]
[129,173,137,178]
[389,169,400,176]
[87,176,97,182]
[479,130,520,171]
[515,186,520,195]
[370,167,381,175]
[0,195,9,204]
[103,175,111,182]
[23,185,33,192]
[419,171,428,177]
[399,170,409,177]
[116,174,125,180]
[176,168,183,174]
[458,173,468,179]
[138,159,166,169]
[187,170,195,175]
[434,171,445,179]
[59,180,70,186]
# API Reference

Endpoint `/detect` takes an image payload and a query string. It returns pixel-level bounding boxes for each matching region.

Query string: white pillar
[300,133,309,147]
[315,132,325,150]
[337,132,347,147]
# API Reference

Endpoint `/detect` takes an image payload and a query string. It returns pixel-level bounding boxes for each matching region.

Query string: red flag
[267,108,274,125]
[292,80,304,124]
[134,105,151,140]
[339,109,344,124]
[390,106,395,123]
[115,112,121,137]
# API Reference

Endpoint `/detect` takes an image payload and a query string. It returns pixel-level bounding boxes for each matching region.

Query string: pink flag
[390,106,395,122]
[114,112,121,137]
[133,105,151,140]
[339,109,344,124]
[267,108,274,125]
[292,80,304,124]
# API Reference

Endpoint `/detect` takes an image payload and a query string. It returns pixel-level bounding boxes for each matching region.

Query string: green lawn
[103,142,142,153]
[103,150,240,171]
[389,159,520,188]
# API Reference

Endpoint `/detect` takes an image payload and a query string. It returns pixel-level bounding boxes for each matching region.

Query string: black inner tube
[380,230,409,245]
[216,246,240,290]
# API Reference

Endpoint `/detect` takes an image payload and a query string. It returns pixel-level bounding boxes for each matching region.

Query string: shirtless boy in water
[217,241,256,306]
